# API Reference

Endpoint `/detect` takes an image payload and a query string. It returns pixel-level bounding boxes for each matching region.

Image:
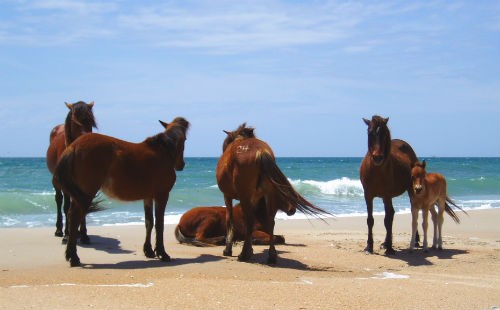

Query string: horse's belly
[101,177,153,201]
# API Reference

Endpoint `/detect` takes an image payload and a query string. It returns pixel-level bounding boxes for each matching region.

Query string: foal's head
[411,160,427,195]
[363,115,391,166]
[64,101,97,144]
[159,117,190,171]
[222,123,255,152]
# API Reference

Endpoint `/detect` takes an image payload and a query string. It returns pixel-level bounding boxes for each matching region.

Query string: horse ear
[88,101,94,109]
[159,120,168,128]
[422,159,426,169]
[223,130,230,136]
[65,102,73,110]
[363,118,370,126]
[383,117,389,124]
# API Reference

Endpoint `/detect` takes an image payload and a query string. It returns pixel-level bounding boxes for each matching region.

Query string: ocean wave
[290,177,364,197]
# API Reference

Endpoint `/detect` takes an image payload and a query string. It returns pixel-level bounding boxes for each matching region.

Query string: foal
[409,160,467,251]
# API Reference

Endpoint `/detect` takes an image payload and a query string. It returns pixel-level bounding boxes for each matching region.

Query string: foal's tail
[55,149,104,214]
[257,151,332,220]
[444,196,468,224]
[174,226,223,247]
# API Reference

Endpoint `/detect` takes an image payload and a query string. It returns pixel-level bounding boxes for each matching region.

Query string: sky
[0,0,499,157]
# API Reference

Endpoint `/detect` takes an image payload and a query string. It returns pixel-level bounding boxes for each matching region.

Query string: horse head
[222,123,255,152]
[411,160,427,195]
[160,117,190,171]
[65,101,97,144]
[363,115,391,166]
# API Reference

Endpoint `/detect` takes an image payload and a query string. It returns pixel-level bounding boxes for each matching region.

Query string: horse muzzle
[413,185,423,194]
[286,208,296,216]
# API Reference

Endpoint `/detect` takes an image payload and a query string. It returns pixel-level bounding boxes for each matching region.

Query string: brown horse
[175,202,286,247]
[55,117,189,266]
[409,160,467,251]
[46,101,97,242]
[360,115,418,255]
[216,123,330,264]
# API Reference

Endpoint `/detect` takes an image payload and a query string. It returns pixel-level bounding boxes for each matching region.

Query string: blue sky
[0,0,498,157]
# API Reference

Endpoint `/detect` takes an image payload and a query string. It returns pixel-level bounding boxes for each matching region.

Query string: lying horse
[45,101,97,242]
[216,123,330,264]
[360,116,419,255]
[409,160,467,251]
[175,202,286,246]
[56,117,189,266]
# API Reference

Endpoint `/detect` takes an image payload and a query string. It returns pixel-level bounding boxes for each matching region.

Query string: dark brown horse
[46,101,97,242]
[216,123,330,264]
[56,117,189,266]
[360,115,418,255]
[175,202,286,247]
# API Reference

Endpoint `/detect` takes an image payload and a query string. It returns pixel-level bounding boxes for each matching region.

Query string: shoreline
[1,208,499,309]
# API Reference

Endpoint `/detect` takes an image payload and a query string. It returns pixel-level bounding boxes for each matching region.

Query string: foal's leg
[238,198,255,262]
[430,205,438,249]
[364,195,375,254]
[422,208,429,252]
[143,198,155,258]
[382,197,396,255]
[437,198,445,250]
[223,196,234,257]
[410,206,419,251]
[154,195,170,261]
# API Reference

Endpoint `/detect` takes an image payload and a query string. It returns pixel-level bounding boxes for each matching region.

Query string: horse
[55,117,189,267]
[409,160,467,251]
[175,202,286,247]
[216,123,330,264]
[359,115,419,255]
[45,101,97,242]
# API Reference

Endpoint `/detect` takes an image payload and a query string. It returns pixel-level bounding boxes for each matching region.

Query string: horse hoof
[267,255,277,265]
[80,235,90,245]
[364,246,374,254]
[144,248,155,258]
[55,231,64,237]
[438,246,443,251]
[223,249,232,257]
[61,236,68,244]
[237,254,250,262]
[70,257,81,267]
[159,254,171,262]
[384,248,396,256]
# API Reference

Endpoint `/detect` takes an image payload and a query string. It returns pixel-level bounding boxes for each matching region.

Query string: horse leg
[79,212,90,244]
[409,206,419,251]
[153,195,170,262]
[54,188,64,237]
[382,197,396,255]
[422,208,429,252]
[223,196,234,257]
[364,196,375,254]
[66,200,82,267]
[430,205,438,249]
[437,199,445,250]
[61,192,70,244]
[143,199,155,258]
[408,190,420,247]
[238,199,255,262]
[265,217,277,265]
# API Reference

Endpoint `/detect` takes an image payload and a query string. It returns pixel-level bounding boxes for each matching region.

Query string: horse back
[46,125,66,174]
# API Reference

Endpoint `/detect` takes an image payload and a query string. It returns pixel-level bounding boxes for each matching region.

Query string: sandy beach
[1,208,499,309]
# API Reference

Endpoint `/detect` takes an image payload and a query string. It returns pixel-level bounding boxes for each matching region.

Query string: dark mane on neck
[64,101,97,145]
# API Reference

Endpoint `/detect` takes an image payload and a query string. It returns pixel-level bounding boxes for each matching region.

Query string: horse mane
[222,123,256,152]
[64,101,97,145]
[145,117,190,156]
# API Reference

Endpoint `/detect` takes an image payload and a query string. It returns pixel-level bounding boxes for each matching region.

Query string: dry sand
[1,208,499,309]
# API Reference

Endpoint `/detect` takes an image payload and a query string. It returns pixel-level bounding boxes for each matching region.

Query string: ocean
[0,157,499,228]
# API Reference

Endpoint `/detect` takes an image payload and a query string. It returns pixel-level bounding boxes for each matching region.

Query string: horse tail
[174,225,220,247]
[444,196,468,224]
[257,151,332,220]
[55,148,105,214]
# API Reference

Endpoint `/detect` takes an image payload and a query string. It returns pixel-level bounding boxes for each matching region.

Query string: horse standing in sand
[216,123,330,264]
[360,116,418,255]
[56,117,189,266]
[175,202,286,247]
[409,160,467,251]
[46,101,97,242]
